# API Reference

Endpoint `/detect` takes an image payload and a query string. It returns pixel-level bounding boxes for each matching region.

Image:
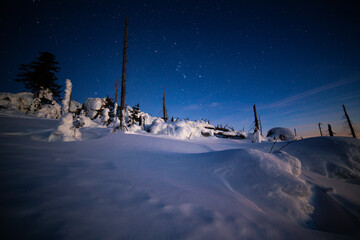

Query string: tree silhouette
[15,51,62,101]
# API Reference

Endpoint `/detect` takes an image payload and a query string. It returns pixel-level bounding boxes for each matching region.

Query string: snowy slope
[0,115,359,239]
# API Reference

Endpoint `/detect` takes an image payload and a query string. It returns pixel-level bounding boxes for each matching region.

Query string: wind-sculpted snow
[283,137,360,180]
[209,149,313,221]
[0,115,359,239]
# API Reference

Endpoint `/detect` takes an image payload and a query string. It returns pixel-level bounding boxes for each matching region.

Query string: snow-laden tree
[61,79,72,115]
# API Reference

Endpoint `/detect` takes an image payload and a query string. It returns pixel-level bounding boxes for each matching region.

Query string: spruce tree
[15,51,62,101]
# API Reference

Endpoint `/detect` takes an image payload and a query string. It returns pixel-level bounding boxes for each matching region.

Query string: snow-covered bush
[147,119,216,139]
[0,92,34,112]
[0,90,61,118]
[101,108,110,125]
[267,127,296,141]
[69,100,83,115]
[48,113,81,142]
[35,101,61,119]
[84,97,107,119]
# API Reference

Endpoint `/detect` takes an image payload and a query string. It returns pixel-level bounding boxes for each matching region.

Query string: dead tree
[113,79,119,123]
[318,122,323,136]
[118,17,129,131]
[328,124,334,136]
[343,104,357,138]
[253,104,259,132]
[162,87,168,122]
[259,115,263,136]
[294,128,297,137]
[114,79,119,105]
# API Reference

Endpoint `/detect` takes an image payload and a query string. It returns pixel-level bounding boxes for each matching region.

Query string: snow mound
[212,148,312,221]
[283,137,360,180]
[267,127,296,141]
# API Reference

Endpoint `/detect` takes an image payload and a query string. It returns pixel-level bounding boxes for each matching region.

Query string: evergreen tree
[15,51,62,101]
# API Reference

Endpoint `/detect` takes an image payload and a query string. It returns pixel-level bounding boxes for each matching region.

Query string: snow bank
[283,137,360,180]
[213,148,313,221]
[267,127,296,141]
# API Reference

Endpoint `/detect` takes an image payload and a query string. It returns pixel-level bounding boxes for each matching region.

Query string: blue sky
[1,0,359,137]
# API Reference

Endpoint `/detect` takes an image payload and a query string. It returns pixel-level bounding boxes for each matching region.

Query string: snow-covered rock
[267,127,296,141]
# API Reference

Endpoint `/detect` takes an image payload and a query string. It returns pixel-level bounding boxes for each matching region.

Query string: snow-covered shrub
[252,130,261,143]
[147,119,217,139]
[35,101,61,119]
[69,100,83,115]
[84,97,107,119]
[101,108,110,125]
[0,92,34,112]
[48,113,81,142]
[267,127,296,141]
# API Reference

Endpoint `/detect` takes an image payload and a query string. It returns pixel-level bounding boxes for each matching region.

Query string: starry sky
[1,0,360,137]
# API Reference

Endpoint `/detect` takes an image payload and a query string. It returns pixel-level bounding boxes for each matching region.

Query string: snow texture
[0,114,360,239]
[61,79,72,114]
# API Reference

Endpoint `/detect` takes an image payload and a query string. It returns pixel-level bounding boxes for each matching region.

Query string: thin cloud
[261,77,359,109]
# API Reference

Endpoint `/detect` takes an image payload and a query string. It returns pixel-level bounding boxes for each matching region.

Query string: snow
[101,108,110,123]
[48,113,81,142]
[0,113,359,239]
[35,101,61,119]
[267,127,296,141]
[69,100,82,113]
[0,92,33,112]
[84,97,106,119]
[61,79,72,114]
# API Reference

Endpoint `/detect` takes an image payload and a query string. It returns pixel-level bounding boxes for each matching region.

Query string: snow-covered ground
[0,114,359,239]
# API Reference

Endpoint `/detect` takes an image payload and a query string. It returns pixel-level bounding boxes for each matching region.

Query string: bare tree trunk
[259,115,263,136]
[318,122,323,136]
[163,87,168,122]
[343,104,356,138]
[113,79,119,124]
[328,124,334,136]
[115,79,119,104]
[294,128,297,137]
[119,17,129,130]
[253,104,259,132]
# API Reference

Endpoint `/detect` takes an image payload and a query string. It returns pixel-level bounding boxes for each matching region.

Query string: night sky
[1,0,360,137]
